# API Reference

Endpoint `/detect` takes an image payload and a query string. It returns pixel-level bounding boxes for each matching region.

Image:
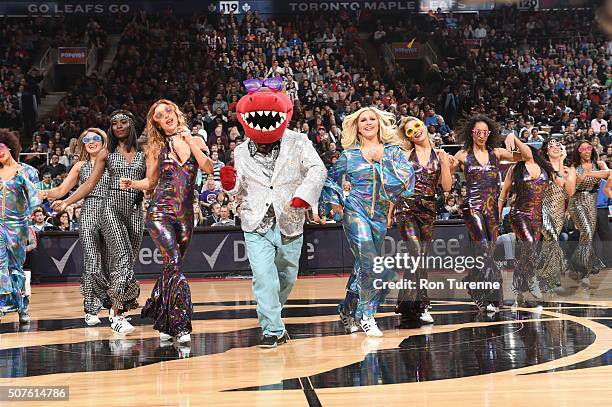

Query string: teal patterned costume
[0,163,41,314]
[322,145,415,319]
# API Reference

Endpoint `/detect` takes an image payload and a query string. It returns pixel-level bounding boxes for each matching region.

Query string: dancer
[567,141,609,287]
[221,77,326,348]
[42,128,111,325]
[387,117,452,326]
[323,106,416,337]
[534,139,576,294]
[121,99,213,343]
[451,114,532,312]
[498,146,554,305]
[53,110,145,334]
[0,129,41,323]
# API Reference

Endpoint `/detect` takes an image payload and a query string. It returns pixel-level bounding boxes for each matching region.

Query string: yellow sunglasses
[405,120,424,139]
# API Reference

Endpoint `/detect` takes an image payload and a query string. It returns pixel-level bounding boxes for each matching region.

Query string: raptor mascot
[220,77,327,348]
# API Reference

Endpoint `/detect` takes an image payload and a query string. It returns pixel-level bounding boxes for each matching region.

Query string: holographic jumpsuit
[508,164,549,293]
[141,141,196,336]
[78,161,111,315]
[395,149,440,317]
[568,166,605,277]
[322,145,415,319]
[0,164,40,314]
[535,180,568,292]
[461,148,503,307]
[102,151,145,312]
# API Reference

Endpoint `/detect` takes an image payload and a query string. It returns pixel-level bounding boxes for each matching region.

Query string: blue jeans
[244,223,303,337]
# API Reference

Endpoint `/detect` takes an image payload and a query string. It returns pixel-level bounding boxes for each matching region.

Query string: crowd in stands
[7,6,610,229]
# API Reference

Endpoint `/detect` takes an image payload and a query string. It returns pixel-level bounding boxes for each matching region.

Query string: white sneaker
[580,277,591,289]
[159,332,172,341]
[486,303,499,313]
[530,279,543,299]
[108,308,115,323]
[420,307,434,324]
[110,316,135,334]
[360,316,383,337]
[18,312,30,324]
[339,309,359,334]
[176,333,191,343]
[85,314,101,326]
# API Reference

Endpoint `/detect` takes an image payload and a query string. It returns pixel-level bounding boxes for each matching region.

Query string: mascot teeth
[242,110,287,132]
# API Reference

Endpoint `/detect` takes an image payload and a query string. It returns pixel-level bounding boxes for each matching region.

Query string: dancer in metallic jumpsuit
[499,146,554,305]
[452,115,531,312]
[534,139,576,294]
[121,100,212,343]
[567,141,610,288]
[42,128,111,326]
[54,110,145,334]
[0,130,41,324]
[323,106,415,337]
[387,117,452,326]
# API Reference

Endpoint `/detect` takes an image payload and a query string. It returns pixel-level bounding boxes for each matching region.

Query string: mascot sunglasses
[244,77,283,93]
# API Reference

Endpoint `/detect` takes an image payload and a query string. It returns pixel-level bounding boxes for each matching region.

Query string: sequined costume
[78,161,112,315]
[568,166,605,277]
[535,182,568,292]
[508,165,549,293]
[322,145,415,319]
[0,164,40,314]
[101,151,145,311]
[461,148,503,307]
[141,141,196,336]
[395,149,440,318]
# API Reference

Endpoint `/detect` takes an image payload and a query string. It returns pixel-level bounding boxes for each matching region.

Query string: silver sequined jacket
[224,129,327,236]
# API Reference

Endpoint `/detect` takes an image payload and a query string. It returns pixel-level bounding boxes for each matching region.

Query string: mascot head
[237,77,293,144]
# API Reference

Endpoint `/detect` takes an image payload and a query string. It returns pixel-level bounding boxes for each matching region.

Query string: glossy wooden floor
[0,271,611,406]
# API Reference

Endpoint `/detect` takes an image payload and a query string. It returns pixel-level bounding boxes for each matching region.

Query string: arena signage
[392,42,423,59]
[419,0,494,12]
[26,2,131,14]
[30,223,472,280]
[57,47,87,64]
[286,1,418,12]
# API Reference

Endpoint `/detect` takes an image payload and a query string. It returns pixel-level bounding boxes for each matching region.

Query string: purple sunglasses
[243,77,283,93]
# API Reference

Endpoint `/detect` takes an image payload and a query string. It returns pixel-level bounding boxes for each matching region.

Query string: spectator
[212,205,235,227]
[204,203,221,226]
[54,211,72,231]
[41,154,66,179]
[199,178,221,215]
[36,172,54,191]
[31,208,53,232]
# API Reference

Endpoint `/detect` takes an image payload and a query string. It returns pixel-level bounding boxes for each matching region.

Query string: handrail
[38,47,55,71]
[19,152,50,166]
[86,46,98,75]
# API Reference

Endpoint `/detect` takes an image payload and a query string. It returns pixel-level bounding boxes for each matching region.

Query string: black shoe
[277,331,289,346]
[259,331,289,348]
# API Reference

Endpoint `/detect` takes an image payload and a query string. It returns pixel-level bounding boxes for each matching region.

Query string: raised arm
[451,149,467,173]
[53,149,108,210]
[42,161,84,200]
[498,165,514,219]
[495,134,533,162]
[437,149,453,192]
[187,132,213,174]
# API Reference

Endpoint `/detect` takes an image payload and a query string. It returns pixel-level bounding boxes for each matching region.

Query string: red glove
[220,166,237,191]
[290,197,310,209]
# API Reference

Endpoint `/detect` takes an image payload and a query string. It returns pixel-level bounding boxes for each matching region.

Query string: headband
[111,113,132,122]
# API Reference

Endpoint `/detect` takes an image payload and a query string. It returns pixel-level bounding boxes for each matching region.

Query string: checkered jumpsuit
[78,161,112,314]
[101,151,146,312]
